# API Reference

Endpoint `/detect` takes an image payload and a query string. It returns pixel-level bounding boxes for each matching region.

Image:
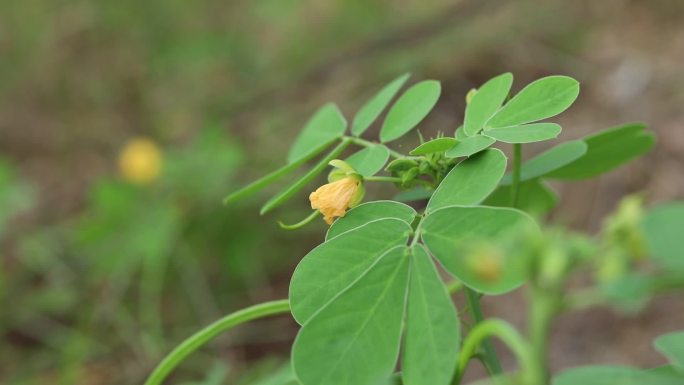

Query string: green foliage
[380,80,441,142]
[486,76,579,128]
[290,219,411,324]
[547,123,655,179]
[402,246,460,385]
[427,149,506,213]
[292,246,410,385]
[641,202,684,270]
[655,332,684,373]
[421,206,538,294]
[445,135,496,158]
[287,103,347,163]
[463,73,513,136]
[352,73,411,136]
[345,144,391,177]
[157,72,684,385]
[326,201,416,240]
[484,123,561,144]
[410,137,459,155]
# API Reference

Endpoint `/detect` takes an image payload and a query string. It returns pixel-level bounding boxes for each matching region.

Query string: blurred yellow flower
[309,176,362,225]
[118,137,162,185]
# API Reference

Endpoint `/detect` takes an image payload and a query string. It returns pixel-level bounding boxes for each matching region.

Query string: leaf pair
[353,72,441,142]
[463,73,578,144]
[290,213,459,385]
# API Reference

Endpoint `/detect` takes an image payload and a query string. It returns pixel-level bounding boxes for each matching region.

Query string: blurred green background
[1,0,683,384]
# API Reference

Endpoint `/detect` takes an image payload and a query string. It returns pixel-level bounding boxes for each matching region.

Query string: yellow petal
[309,177,359,225]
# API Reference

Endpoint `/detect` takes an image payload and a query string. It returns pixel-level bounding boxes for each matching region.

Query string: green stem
[464,288,503,376]
[528,286,558,384]
[454,319,539,385]
[510,143,522,208]
[346,136,408,159]
[143,299,291,385]
[278,210,320,230]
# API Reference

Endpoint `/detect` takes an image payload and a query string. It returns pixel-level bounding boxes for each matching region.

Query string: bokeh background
[1,0,683,384]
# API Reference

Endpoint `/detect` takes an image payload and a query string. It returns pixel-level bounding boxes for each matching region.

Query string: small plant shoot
[146,73,683,385]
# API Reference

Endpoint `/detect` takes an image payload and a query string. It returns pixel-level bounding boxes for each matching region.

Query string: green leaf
[352,73,411,136]
[402,246,460,385]
[655,332,684,372]
[642,202,684,270]
[553,365,683,385]
[292,246,410,385]
[224,142,332,204]
[421,206,538,294]
[445,135,496,158]
[394,186,434,203]
[484,123,561,143]
[409,137,458,155]
[454,125,467,140]
[487,75,579,128]
[426,149,507,213]
[500,140,587,184]
[290,218,411,324]
[326,201,416,241]
[380,80,441,143]
[260,139,351,215]
[463,73,513,136]
[484,179,558,216]
[345,145,391,177]
[546,123,655,180]
[287,103,347,163]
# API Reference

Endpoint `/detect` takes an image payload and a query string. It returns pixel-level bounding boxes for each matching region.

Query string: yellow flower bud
[118,137,162,185]
[309,176,362,225]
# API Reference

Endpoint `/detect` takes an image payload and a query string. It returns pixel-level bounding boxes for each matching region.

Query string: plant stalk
[463,288,503,376]
[511,143,522,208]
[143,299,290,385]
